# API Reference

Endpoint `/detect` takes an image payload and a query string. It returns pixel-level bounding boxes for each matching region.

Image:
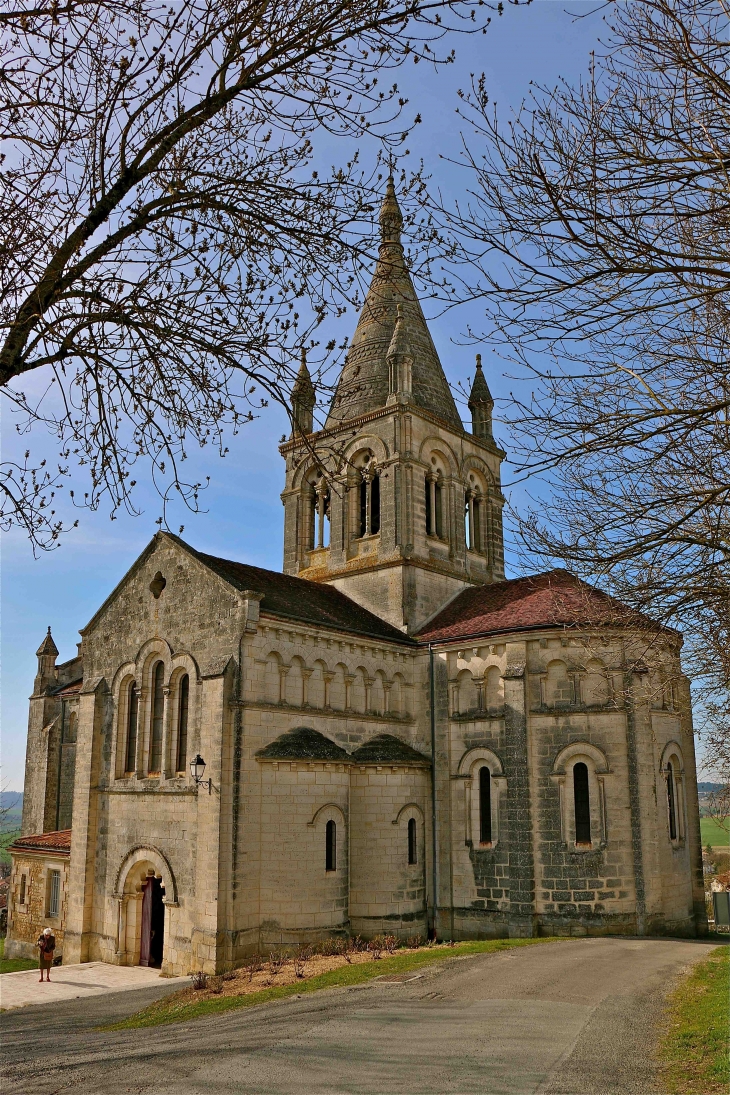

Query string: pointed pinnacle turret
[34,626,58,694]
[387,303,410,360]
[36,626,59,658]
[291,347,316,436]
[468,354,494,441]
[386,304,413,403]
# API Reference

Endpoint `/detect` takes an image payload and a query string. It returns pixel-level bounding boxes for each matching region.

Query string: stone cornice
[233,699,415,726]
[279,403,505,460]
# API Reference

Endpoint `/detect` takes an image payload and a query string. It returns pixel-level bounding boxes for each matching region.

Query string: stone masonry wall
[349,764,430,938]
[5,852,69,961]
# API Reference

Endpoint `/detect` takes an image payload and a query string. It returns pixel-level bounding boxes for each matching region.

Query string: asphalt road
[1,936,722,1095]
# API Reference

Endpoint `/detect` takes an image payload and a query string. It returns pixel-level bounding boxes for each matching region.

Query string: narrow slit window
[125,681,138,774]
[149,661,164,773]
[19,874,27,905]
[434,480,443,538]
[308,488,317,550]
[360,478,368,536]
[425,476,432,535]
[47,869,61,918]
[408,817,417,864]
[479,766,492,844]
[371,473,380,535]
[176,674,189,772]
[667,761,678,840]
[573,762,591,844]
[325,819,336,872]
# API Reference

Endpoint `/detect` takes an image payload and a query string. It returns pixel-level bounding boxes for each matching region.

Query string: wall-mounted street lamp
[190,754,212,793]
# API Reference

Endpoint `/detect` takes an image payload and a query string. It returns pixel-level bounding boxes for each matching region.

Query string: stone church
[6,181,706,974]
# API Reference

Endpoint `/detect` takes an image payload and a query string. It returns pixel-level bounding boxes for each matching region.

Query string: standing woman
[37,926,55,982]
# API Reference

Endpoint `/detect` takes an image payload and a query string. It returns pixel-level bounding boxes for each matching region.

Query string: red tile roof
[8,830,71,855]
[52,677,83,697]
[415,570,670,644]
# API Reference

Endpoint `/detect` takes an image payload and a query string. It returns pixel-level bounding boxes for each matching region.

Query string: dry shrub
[368,937,384,960]
[208,975,224,994]
[191,970,208,991]
[406,935,425,949]
[269,948,285,976]
[318,938,345,957]
[246,953,264,983]
[293,945,312,979]
[382,935,398,955]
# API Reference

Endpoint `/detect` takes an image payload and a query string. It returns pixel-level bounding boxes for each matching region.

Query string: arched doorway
[114,845,177,970]
[139,875,165,968]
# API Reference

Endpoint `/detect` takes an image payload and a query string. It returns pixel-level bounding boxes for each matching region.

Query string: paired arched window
[325,819,337,871]
[359,469,380,536]
[666,761,678,841]
[176,674,189,773]
[573,762,591,844]
[465,489,481,551]
[408,817,417,864]
[479,766,492,844]
[149,661,165,773]
[308,476,330,550]
[125,681,138,774]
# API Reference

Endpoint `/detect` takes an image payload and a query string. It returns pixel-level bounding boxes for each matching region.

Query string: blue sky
[2,3,617,790]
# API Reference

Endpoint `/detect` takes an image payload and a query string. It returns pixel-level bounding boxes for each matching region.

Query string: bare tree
[1,0,503,551]
[442,0,730,774]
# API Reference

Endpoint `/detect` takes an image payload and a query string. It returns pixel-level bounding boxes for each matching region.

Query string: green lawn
[659,946,729,1094]
[105,936,567,1030]
[0,936,38,974]
[701,818,729,848]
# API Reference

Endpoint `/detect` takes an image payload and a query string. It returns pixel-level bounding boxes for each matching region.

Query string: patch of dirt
[184,946,446,1006]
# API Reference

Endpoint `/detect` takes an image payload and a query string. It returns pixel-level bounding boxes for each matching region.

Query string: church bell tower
[280,179,505,633]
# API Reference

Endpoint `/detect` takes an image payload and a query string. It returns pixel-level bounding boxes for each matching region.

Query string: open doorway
[139,876,165,968]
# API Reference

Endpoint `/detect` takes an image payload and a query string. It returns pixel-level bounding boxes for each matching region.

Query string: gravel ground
[0,936,721,1095]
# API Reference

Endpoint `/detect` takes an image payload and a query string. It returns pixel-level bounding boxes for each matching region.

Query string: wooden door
[139,879,152,966]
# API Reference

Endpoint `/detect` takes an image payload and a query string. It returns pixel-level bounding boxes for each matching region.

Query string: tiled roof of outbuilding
[416,569,668,643]
[52,677,83,697]
[9,830,71,855]
[256,727,350,762]
[180,540,414,645]
[350,734,430,766]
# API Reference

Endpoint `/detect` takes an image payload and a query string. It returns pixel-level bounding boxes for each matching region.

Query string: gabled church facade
[6,182,706,974]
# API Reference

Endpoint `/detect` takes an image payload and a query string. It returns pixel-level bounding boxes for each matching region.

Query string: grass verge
[0,936,38,974]
[700,817,729,848]
[104,936,564,1030]
[658,945,729,1094]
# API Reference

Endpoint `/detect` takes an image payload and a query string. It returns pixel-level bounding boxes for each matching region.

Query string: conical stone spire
[468,354,494,441]
[326,178,462,430]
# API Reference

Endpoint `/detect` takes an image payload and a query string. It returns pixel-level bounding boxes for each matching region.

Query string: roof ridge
[177,539,416,644]
[415,568,672,643]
